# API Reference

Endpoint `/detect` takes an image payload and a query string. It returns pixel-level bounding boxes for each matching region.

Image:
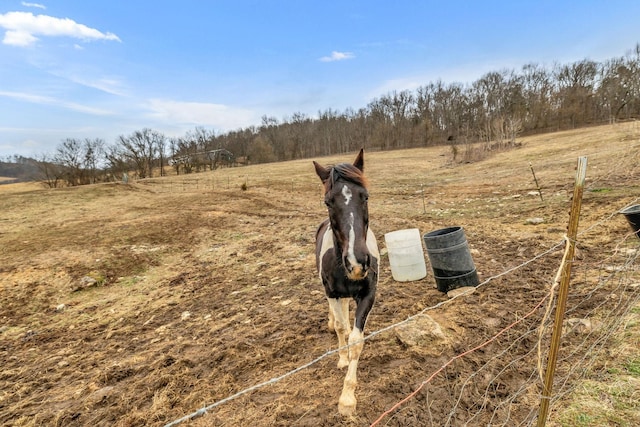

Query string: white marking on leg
[327,299,335,331]
[328,298,349,368]
[341,184,352,205]
[340,298,350,337]
[339,328,365,416]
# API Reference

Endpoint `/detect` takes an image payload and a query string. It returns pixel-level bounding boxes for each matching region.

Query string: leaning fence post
[536,156,588,427]
[530,162,544,202]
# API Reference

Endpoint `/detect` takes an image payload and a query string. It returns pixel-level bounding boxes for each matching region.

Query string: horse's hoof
[337,357,349,369]
[338,399,356,416]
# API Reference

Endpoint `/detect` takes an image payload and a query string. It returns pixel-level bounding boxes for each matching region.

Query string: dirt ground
[1,123,640,426]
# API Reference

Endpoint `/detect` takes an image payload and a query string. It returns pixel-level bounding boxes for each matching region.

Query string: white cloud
[145,99,259,131]
[40,65,128,96]
[319,51,355,62]
[3,28,37,46]
[0,90,114,115]
[0,90,51,104]
[21,2,46,9]
[64,74,127,96]
[0,11,121,47]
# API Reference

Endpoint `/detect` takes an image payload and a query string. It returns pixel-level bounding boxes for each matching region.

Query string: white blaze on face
[347,212,357,267]
[341,184,357,268]
[342,184,352,205]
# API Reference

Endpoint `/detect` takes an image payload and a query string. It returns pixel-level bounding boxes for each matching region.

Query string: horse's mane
[325,163,368,191]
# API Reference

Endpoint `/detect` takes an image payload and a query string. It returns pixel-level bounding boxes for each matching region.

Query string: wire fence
[146,135,640,425]
[161,188,640,426]
[369,227,640,426]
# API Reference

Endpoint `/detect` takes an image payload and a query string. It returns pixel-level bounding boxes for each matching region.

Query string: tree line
[6,43,640,187]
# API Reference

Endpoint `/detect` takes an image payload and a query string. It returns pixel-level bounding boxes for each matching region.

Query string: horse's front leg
[327,298,350,368]
[338,327,364,416]
[338,293,375,416]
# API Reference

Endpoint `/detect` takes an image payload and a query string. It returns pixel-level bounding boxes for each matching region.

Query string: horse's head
[314,149,371,280]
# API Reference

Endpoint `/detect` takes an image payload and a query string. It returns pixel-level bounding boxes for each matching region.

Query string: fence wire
[163,195,640,426]
[368,201,640,427]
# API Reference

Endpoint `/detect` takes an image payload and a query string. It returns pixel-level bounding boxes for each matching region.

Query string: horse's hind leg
[327,298,350,368]
[326,299,350,337]
[340,298,350,338]
[327,299,334,331]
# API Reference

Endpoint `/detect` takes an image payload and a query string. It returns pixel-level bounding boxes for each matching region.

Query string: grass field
[1,122,639,426]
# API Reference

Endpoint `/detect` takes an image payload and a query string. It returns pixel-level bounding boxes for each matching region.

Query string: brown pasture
[1,122,640,426]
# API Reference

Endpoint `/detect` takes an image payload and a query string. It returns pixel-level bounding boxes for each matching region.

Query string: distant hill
[0,157,41,184]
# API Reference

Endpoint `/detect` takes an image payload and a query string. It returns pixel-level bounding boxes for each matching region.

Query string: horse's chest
[317,226,378,298]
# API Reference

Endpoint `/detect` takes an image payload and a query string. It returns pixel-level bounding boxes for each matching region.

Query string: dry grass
[1,122,640,426]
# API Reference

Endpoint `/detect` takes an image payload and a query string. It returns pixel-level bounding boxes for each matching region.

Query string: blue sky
[1,1,639,159]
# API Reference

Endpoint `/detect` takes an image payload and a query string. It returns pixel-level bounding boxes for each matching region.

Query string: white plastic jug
[384,228,427,282]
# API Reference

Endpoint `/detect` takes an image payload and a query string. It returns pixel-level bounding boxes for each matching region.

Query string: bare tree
[83,138,105,184]
[521,63,553,130]
[387,90,415,148]
[55,138,85,186]
[116,128,159,179]
[415,84,438,145]
[104,144,130,182]
[506,116,523,146]
[155,134,167,176]
[248,134,276,164]
[168,137,181,175]
[554,60,598,128]
[598,46,640,123]
[35,153,63,188]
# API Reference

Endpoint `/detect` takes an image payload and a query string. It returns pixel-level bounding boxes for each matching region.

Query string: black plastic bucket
[423,226,479,293]
[620,205,640,239]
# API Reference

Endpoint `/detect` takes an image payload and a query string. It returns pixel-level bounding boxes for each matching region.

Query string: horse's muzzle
[345,254,370,280]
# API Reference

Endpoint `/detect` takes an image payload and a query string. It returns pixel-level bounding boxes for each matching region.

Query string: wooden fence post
[530,162,544,202]
[536,156,588,426]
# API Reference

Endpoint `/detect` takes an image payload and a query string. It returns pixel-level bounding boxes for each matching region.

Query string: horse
[313,149,379,416]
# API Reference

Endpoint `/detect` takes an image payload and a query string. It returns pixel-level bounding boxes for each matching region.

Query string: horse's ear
[313,161,330,182]
[353,148,364,172]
